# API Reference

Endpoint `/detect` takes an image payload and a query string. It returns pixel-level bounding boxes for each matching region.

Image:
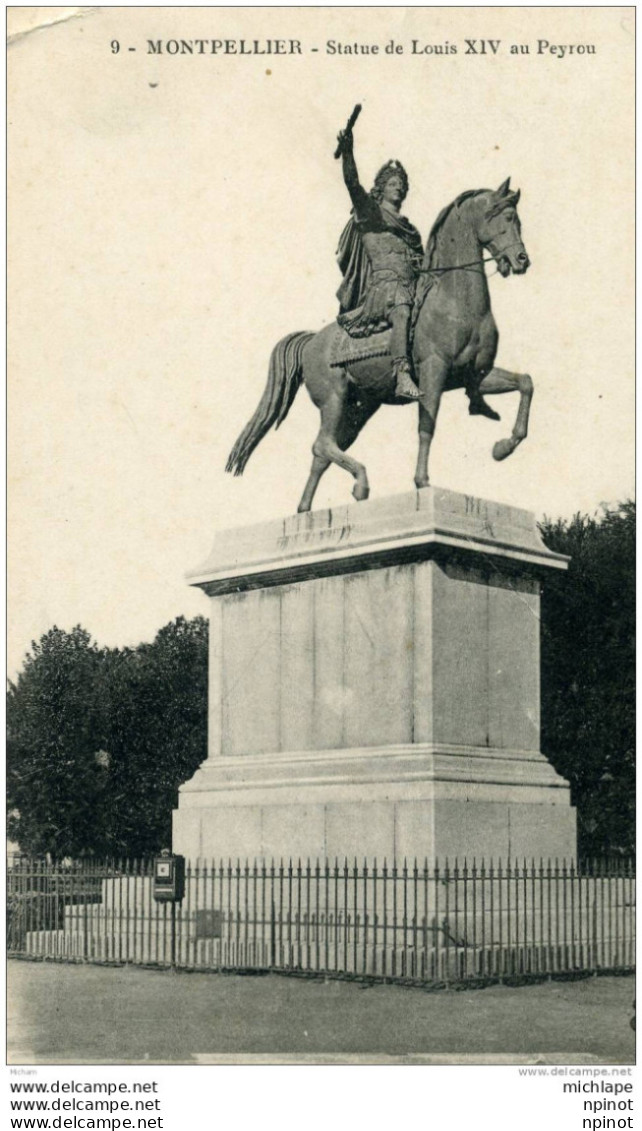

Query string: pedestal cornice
[188,487,568,595]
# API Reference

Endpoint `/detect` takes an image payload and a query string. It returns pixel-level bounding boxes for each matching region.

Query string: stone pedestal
[174,488,576,862]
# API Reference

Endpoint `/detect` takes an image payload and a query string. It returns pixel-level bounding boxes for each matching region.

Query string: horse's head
[477,178,530,277]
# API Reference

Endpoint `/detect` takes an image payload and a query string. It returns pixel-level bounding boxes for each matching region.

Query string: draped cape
[336,198,423,315]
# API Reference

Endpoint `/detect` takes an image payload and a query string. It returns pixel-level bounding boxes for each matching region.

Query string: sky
[8,6,634,678]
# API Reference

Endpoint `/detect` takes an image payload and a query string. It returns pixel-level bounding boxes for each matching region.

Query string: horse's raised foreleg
[414,353,449,489]
[300,389,370,511]
[478,367,533,461]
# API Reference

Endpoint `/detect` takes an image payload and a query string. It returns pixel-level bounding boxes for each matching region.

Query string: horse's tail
[225,330,314,476]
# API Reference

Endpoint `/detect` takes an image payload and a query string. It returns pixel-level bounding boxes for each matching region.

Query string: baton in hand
[334,104,362,158]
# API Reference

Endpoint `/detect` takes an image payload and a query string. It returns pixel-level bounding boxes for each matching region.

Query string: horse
[226,178,533,513]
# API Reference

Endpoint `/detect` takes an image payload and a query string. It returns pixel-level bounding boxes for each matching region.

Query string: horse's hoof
[414,478,430,490]
[493,438,517,461]
[353,483,370,502]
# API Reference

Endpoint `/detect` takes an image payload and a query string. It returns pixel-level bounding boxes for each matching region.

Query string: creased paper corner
[7,6,98,46]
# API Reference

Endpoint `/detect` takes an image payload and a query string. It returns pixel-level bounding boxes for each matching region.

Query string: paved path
[8,960,635,1064]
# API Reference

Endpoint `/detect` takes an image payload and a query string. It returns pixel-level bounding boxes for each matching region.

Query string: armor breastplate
[362,231,417,281]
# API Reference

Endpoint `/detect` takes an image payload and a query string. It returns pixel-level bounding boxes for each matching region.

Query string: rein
[418,241,524,275]
[417,256,495,274]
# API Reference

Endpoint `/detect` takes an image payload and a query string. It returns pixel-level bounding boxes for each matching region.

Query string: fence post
[382,858,388,980]
[270,884,276,970]
[82,860,89,960]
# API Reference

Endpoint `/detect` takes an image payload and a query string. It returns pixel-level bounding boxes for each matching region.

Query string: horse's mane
[424,189,488,268]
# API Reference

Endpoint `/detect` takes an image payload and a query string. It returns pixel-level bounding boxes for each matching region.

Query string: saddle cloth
[329,276,434,369]
[329,320,392,369]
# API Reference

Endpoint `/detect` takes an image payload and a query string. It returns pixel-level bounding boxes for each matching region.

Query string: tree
[539,502,635,857]
[100,616,208,856]
[7,616,209,858]
[7,626,108,856]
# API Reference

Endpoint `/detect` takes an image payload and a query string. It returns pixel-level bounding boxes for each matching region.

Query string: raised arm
[336,128,370,215]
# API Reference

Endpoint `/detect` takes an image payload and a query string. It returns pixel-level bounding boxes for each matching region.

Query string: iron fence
[7,856,635,986]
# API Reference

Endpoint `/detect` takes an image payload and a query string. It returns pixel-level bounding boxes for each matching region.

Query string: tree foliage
[539,501,635,856]
[7,617,208,857]
[99,616,208,856]
[7,627,107,856]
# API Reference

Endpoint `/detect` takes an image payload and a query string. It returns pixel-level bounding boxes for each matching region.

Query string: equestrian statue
[226,106,534,513]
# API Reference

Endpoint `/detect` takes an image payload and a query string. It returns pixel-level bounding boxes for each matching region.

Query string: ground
[8,960,635,1064]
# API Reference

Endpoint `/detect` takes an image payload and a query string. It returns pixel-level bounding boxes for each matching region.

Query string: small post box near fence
[153,850,185,967]
[153,850,185,904]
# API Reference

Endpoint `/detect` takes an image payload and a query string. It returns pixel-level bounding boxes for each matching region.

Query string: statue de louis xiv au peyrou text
[174,109,576,865]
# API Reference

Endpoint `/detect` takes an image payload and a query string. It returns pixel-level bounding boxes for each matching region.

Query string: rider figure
[335,125,423,401]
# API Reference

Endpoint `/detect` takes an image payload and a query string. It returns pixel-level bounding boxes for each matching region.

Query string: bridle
[417,240,525,276]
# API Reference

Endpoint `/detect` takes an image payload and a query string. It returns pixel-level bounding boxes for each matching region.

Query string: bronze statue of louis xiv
[227,106,535,514]
[335,118,423,401]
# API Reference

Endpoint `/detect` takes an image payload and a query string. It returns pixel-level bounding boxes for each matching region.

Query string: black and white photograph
[6,3,635,1109]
